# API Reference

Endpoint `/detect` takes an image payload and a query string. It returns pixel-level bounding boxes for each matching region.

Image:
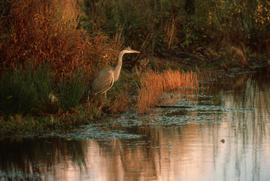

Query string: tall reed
[137,69,198,113]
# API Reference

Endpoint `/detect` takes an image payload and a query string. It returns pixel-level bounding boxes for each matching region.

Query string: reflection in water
[0,138,87,180]
[1,71,270,181]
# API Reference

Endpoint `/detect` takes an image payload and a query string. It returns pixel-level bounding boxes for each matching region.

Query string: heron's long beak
[132,50,140,54]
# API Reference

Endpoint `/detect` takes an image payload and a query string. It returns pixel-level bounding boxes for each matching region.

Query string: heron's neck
[114,51,125,81]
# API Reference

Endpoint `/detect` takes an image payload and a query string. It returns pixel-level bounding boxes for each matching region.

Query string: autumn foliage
[0,0,123,126]
[0,0,119,79]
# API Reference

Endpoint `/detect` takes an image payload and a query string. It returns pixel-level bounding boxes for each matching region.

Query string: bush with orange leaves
[137,69,198,113]
[0,0,119,79]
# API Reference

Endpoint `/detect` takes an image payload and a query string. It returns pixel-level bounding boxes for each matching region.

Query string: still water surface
[1,70,270,181]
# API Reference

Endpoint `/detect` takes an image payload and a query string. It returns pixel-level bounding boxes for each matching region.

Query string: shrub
[83,0,270,57]
[0,0,119,79]
[82,0,184,56]
[0,64,53,115]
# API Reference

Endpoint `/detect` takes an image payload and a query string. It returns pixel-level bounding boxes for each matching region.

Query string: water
[1,70,270,181]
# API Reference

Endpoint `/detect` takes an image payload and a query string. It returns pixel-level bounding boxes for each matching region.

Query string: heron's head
[122,47,140,54]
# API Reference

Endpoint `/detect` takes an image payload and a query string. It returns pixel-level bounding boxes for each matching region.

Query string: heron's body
[91,67,114,95]
[91,47,140,97]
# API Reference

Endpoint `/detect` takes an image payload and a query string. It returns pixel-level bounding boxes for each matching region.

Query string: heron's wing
[91,68,114,94]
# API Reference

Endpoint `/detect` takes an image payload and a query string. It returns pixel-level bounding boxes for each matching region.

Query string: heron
[90,47,140,98]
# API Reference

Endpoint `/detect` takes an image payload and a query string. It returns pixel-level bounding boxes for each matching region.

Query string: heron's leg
[104,92,107,99]
[87,90,91,101]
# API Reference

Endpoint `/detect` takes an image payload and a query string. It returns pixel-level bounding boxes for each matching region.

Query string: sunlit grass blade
[137,69,198,113]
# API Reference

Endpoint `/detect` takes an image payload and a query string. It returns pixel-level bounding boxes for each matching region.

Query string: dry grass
[137,69,198,113]
[107,93,131,114]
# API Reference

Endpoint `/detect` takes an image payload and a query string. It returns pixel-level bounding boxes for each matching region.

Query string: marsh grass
[57,72,88,111]
[137,69,198,113]
[0,64,53,115]
[0,64,96,134]
[0,63,89,115]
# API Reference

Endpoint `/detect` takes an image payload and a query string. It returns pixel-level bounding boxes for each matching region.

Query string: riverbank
[1,0,270,135]
[0,58,268,136]
[1,57,270,181]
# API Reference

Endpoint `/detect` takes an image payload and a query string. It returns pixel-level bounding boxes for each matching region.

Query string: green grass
[0,64,53,115]
[0,64,90,114]
[0,64,96,135]
[57,72,88,111]
[0,110,94,135]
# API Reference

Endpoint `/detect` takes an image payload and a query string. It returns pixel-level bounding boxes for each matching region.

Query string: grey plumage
[91,68,114,95]
[90,47,140,98]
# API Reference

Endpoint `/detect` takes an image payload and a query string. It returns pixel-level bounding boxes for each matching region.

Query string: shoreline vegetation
[0,0,270,135]
[137,69,198,113]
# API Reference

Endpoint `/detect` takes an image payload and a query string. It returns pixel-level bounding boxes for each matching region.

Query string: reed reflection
[0,137,87,180]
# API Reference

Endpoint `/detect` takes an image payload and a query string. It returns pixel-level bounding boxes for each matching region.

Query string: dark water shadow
[0,137,87,180]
